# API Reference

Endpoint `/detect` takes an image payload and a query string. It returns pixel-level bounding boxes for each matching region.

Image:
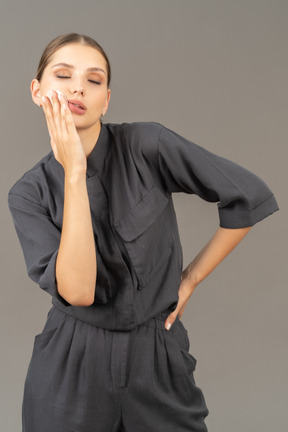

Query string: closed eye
[56,76,100,85]
[89,80,101,85]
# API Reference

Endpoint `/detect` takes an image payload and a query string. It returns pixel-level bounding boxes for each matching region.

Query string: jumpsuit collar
[86,122,110,178]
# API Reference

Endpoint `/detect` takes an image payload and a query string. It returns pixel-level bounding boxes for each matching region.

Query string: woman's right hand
[41,90,87,177]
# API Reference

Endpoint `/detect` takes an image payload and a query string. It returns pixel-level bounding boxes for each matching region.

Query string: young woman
[8,33,279,432]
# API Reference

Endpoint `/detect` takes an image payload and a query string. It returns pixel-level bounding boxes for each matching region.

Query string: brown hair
[35,33,111,87]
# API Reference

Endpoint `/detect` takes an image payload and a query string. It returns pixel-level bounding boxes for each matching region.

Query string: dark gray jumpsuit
[8,122,279,432]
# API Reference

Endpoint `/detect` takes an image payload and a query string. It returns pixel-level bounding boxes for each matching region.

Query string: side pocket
[177,320,198,373]
[33,306,67,353]
[34,328,58,351]
[179,349,197,375]
[177,320,190,352]
[170,320,198,376]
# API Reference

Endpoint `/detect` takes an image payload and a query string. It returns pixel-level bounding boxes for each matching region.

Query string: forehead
[48,43,107,70]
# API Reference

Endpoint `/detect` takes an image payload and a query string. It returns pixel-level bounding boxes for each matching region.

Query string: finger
[55,92,76,138]
[42,95,56,136]
[59,94,70,136]
[49,136,59,161]
[164,302,185,330]
[41,96,55,139]
[164,309,179,331]
[43,91,63,141]
[41,99,56,149]
[65,102,78,136]
[164,280,195,330]
[48,90,62,137]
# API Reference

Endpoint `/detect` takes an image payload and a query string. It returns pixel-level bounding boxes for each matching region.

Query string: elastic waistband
[52,298,177,331]
[140,312,179,330]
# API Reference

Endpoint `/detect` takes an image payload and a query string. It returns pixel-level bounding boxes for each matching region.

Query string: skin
[164,225,251,330]
[31,43,111,306]
[30,42,252,316]
[31,43,111,171]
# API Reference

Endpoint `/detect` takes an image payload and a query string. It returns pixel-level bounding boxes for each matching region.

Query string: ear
[31,79,42,107]
[103,88,111,115]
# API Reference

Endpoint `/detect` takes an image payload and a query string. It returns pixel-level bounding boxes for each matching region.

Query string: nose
[71,86,84,96]
[69,79,85,96]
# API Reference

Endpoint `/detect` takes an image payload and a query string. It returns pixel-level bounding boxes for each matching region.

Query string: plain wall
[1,1,287,431]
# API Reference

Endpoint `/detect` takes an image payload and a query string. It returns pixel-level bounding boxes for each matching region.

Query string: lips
[68,99,87,110]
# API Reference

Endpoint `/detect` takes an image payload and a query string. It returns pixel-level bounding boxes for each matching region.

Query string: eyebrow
[51,62,106,75]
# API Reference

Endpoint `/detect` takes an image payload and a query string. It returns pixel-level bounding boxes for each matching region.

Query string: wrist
[65,169,87,184]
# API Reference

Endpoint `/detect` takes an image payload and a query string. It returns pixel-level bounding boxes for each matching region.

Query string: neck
[77,121,102,158]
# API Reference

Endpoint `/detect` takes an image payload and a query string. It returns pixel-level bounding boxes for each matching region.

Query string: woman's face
[31,43,111,132]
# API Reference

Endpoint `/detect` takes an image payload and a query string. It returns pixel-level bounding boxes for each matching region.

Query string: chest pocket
[114,186,174,289]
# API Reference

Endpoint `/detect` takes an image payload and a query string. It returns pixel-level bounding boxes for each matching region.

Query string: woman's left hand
[164,269,197,330]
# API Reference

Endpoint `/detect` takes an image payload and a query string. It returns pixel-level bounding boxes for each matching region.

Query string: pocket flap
[114,187,169,242]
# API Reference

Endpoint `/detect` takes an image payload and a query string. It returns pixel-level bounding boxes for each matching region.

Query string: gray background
[1,1,287,431]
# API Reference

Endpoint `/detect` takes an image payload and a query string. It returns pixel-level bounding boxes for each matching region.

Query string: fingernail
[42,96,46,103]
[47,90,54,105]
[166,322,171,331]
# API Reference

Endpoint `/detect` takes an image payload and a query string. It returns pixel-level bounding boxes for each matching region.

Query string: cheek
[39,79,60,95]
[91,92,108,108]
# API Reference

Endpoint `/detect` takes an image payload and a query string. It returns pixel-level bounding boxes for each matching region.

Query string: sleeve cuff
[218,194,279,228]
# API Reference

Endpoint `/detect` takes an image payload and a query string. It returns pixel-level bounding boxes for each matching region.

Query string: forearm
[56,172,97,306]
[183,226,252,287]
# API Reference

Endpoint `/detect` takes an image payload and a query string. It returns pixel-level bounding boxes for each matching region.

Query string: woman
[8,33,279,432]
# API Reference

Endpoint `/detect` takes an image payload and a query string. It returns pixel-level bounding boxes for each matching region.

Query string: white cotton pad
[47,90,68,104]
[55,90,68,103]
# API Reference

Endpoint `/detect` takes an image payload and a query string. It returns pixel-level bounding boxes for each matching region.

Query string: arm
[42,91,96,306]
[154,125,278,330]
[165,226,251,329]
[8,174,96,307]
[56,172,96,306]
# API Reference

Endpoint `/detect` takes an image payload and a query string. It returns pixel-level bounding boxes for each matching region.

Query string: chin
[74,120,100,131]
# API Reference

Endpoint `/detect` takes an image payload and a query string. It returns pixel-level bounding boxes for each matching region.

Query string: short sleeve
[158,125,279,228]
[8,192,71,306]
